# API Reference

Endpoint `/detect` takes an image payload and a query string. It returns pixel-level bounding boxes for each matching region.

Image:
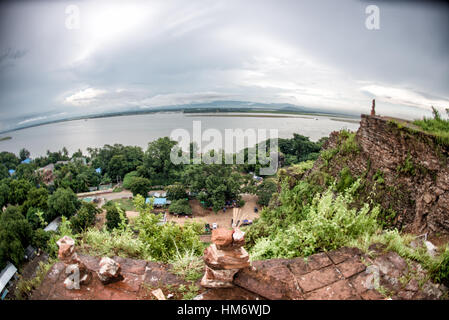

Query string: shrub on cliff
[413,107,449,146]
[249,179,380,260]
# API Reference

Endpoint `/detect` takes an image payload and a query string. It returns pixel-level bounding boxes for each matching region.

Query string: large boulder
[97,257,123,284]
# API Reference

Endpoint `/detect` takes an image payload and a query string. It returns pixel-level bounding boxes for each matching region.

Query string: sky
[0,0,448,132]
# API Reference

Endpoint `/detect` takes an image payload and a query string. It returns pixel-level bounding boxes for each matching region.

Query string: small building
[0,262,18,300]
[95,168,102,174]
[21,158,31,164]
[8,169,15,176]
[44,216,62,232]
[146,197,169,207]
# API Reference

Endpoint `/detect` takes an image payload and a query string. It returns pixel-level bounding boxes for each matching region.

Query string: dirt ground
[166,193,261,228]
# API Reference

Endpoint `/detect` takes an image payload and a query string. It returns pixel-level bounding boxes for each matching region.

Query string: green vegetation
[128,176,152,197]
[169,248,204,282]
[77,195,204,262]
[69,202,101,233]
[169,199,192,215]
[256,179,277,206]
[14,259,55,300]
[105,204,128,231]
[413,107,449,146]
[396,154,416,176]
[109,198,135,211]
[0,136,12,141]
[248,179,380,259]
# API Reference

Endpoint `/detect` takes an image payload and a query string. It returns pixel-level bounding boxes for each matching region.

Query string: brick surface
[305,280,359,300]
[297,266,343,292]
[336,258,366,278]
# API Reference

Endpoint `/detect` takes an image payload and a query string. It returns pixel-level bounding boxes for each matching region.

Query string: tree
[8,178,33,206]
[0,163,8,180]
[0,179,10,208]
[123,171,139,189]
[105,204,128,231]
[0,206,33,268]
[256,179,277,206]
[47,188,80,221]
[70,203,101,233]
[0,151,19,170]
[166,183,187,200]
[169,199,192,215]
[138,137,180,185]
[128,177,152,197]
[108,154,127,182]
[21,187,49,216]
[31,228,51,251]
[19,148,30,161]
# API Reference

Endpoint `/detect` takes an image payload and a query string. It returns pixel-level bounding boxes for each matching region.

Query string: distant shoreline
[0,108,359,135]
[0,136,12,141]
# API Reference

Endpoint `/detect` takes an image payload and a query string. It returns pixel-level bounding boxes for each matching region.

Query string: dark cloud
[0,0,448,132]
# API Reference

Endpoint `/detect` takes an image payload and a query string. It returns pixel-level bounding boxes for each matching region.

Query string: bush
[70,203,101,233]
[123,171,139,189]
[166,183,187,200]
[336,167,355,192]
[169,248,204,282]
[249,180,380,260]
[128,177,152,197]
[80,228,150,260]
[169,199,192,215]
[429,247,449,287]
[105,205,128,231]
[31,228,51,251]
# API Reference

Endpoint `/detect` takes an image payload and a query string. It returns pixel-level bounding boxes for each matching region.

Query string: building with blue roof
[21,158,31,164]
[8,169,15,175]
[146,197,169,207]
[95,168,102,174]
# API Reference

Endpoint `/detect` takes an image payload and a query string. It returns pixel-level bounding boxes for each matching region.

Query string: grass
[169,248,204,282]
[412,108,449,146]
[110,198,135,211]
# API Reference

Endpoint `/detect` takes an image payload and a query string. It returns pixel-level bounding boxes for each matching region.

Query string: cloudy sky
[0,0,448,131]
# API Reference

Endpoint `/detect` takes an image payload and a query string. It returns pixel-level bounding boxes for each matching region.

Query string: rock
[56,236,75,261]
[424,241,437,257]
[167,293,174,299]
[97,257,123,284]
[232,228,245,247]
[201,267,239,288]
[151,288,166,300]
[201,228,250,289]
[211,228,234,248]
[64,264,80,290]
[203,244,250,270]
[423,193,433,204]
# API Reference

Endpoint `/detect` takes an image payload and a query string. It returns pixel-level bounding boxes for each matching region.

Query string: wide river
[0,112,360,157]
